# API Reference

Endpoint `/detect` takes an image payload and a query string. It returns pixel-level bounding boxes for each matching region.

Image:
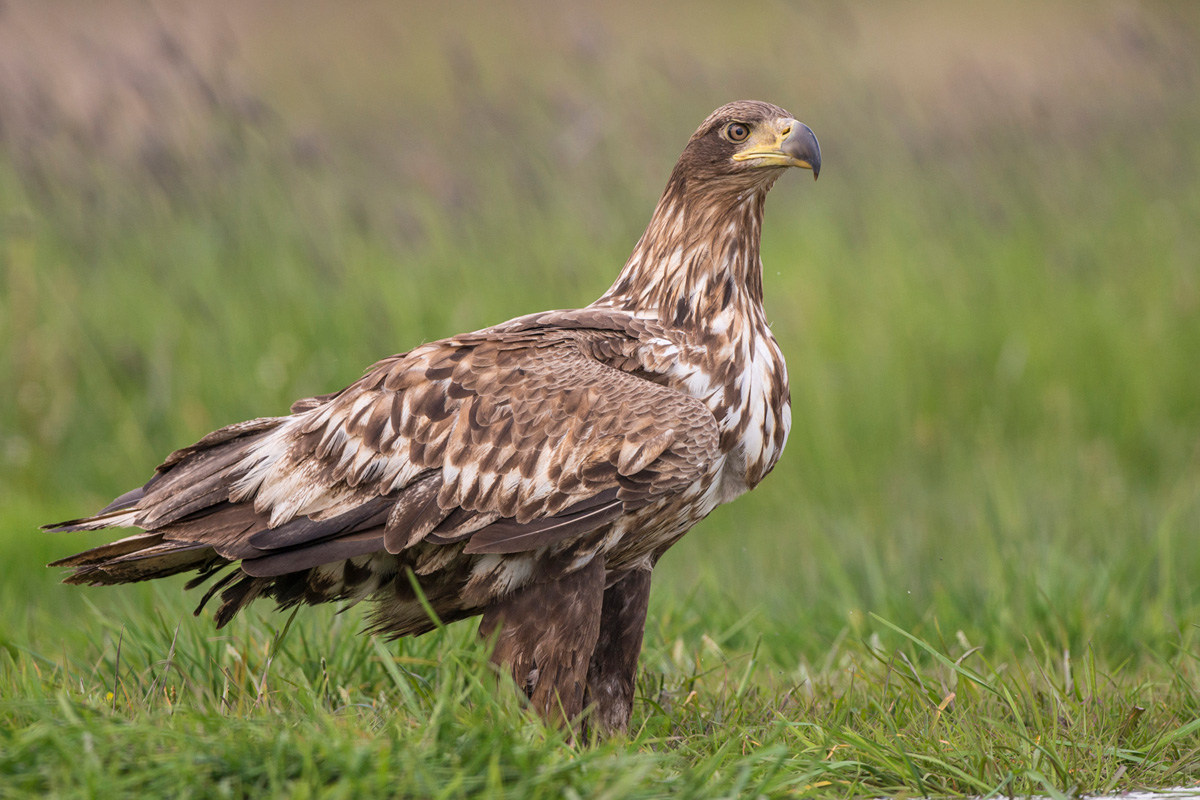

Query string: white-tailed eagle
[47,100,820,734]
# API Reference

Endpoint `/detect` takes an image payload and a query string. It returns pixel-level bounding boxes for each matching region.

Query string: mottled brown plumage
[46,101,820,734]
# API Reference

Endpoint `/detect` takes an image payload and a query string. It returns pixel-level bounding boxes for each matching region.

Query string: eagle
[46,100,820,735]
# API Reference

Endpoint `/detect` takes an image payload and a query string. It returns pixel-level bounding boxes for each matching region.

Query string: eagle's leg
[478,556,606,728]
[582,568,652,738]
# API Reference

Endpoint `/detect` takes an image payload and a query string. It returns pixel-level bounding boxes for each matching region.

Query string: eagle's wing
[50,311,719,585]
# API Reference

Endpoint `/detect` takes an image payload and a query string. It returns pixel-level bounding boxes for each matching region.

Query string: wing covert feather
[225,315,719,556]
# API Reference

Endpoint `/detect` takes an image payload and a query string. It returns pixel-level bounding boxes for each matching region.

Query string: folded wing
[48,313,719,616]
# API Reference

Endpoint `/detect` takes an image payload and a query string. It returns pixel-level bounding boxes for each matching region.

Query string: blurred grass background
[1,1,1199,788]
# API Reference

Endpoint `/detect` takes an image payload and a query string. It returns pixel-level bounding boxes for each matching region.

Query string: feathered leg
[582,568,652,738]
[478,557,605,727]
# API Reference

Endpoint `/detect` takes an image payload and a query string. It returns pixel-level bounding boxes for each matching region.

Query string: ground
[1,2,1199,796]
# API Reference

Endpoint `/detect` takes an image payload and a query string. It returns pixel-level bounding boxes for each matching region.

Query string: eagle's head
[598,100,820,316]
[674,100,820,190]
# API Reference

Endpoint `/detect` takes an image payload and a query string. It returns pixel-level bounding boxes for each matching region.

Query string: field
[2,2,1200,796]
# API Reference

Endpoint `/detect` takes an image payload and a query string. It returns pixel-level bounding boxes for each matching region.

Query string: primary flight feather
[47,100,820,734]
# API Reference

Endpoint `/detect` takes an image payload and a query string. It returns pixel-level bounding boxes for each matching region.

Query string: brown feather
[48,532,164,567]
[241,531,386,577]
[246,495,393,551]
[464,500,623,555]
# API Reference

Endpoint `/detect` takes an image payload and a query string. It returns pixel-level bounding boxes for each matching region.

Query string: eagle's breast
[638,303,789,508]
[697,323,790,506]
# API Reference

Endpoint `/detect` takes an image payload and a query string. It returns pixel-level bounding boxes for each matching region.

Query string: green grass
[3,2,1200,796]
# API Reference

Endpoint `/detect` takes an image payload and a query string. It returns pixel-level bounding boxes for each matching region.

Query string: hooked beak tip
[782,120,821,181]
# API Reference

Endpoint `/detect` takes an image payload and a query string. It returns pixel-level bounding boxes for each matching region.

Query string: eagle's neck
[591,169,792,496]
[593,171,777,329]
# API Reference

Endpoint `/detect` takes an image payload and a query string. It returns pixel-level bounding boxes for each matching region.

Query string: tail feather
[48,531,166,567]
[45,418,285,599]
[59,541,221,586]
[42,508,142,533]
[44,417,285,537]
[44,412,456,632]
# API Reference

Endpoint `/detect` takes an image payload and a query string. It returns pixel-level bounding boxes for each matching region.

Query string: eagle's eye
[725,122,750,142]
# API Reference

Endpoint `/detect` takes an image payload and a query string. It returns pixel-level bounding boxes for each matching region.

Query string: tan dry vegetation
[3,2,1196,190]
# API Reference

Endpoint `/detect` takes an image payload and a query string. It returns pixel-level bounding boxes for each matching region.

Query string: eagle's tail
[48,533,222,586]
[43,416,288,626]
